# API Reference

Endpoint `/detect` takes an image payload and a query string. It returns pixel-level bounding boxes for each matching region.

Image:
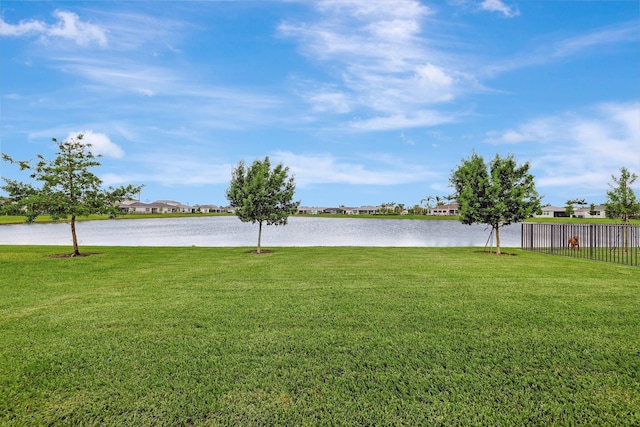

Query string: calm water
[0,216,522,247]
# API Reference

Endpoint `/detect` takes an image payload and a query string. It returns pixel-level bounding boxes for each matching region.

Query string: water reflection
[0,216,521,247]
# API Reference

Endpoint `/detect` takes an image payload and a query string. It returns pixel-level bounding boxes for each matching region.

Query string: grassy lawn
[1,246,638,425]
[3,213,638,225]
[0,213,231,225]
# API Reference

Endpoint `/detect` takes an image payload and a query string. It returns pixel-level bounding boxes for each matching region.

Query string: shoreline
[1,212,638,226]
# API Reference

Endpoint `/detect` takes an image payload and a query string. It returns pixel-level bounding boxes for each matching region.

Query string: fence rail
[521,223,640,266]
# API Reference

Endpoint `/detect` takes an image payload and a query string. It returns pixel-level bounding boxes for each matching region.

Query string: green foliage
[450,152,542,254]
[1,134,142,255]
[605,167,640,223]
[1,246,638,425]
[564,201,575,217]
[226,156,299,252]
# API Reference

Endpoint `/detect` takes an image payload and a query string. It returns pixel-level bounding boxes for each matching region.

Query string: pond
[0,216,522,247]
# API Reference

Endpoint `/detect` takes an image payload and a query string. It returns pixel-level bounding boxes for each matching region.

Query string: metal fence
[521,222,640,266]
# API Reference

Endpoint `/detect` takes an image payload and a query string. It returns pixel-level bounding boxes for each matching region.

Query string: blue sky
[1,0,639,208]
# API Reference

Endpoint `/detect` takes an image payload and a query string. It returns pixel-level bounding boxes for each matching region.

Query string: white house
[429,202,459,216]
[536,205,566,218]
[297,206,325,215]
[195,204,225,213]
[120,200,176,214]
[534,204,606,219]
[355,206,379,215]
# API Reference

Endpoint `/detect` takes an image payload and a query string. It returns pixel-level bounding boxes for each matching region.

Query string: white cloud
[279,0,478,130]
[349,110,455,131]
[485,130,533,144]
[0,17,47,36]
[485,102,640,192]
[101,154,232,188]
[479,0,519,18]
[484,21,639,76]
[400,132,415,146]
[0,10,107,47]
[40,53,284,128]
[52,58,175,96]
[485,117,561,144]
[70,131,125,158]
[306,89,352,113]
[272,151,436,187]
[48,11,107,47]
[553,23,638,58]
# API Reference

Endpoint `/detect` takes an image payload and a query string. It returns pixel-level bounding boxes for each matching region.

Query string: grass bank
[0,213,453,225]
[1,246,638,425]
[3,213,638,226]
[0,213,231,225]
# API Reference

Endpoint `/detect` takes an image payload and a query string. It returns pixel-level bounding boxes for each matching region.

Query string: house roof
[432,202,458,209]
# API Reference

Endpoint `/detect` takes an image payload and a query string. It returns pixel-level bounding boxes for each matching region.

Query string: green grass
[1,246,638,425]
[0,213,453,224]
[0,213,231,225]
[3,213,637,226]
[532,246,640,266]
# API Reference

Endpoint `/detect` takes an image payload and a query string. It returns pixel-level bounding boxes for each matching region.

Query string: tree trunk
[71,214,80,256]
[494,225,501,255]
[257,221,263,254]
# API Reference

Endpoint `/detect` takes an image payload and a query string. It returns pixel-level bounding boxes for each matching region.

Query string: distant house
[120,201,174,214]
[297,206,381,215]
[119,199,187,214]
[536,205,567,218]
[355,206,378,215]
[576,205,605,218]
[323,207,342,214]
[297,206,325,215]
[120,200,147,214]
[155,200,194,213]
[195,204,225,213]
[429,202,459,216]
[534,204,606,219]
[147,201,178,214]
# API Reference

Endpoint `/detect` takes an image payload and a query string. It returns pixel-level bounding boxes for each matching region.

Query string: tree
[604,167,640,223]
[574,198,587,210]
[450,152,542,255]
[566,198,586,217]
[564,201,575,218]
[421,195,435,214]
[225,156,299,253]
[1,134,142,256]
[410,204,424,215]
[377,201,395,215]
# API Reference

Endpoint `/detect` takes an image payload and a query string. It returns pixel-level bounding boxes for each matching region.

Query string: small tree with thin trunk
[604,167,640,252]
[225,157,299,253]
[1,134,142,256]
[565,201,575,218]
[605,167,640,224]
[450,152,542,255]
